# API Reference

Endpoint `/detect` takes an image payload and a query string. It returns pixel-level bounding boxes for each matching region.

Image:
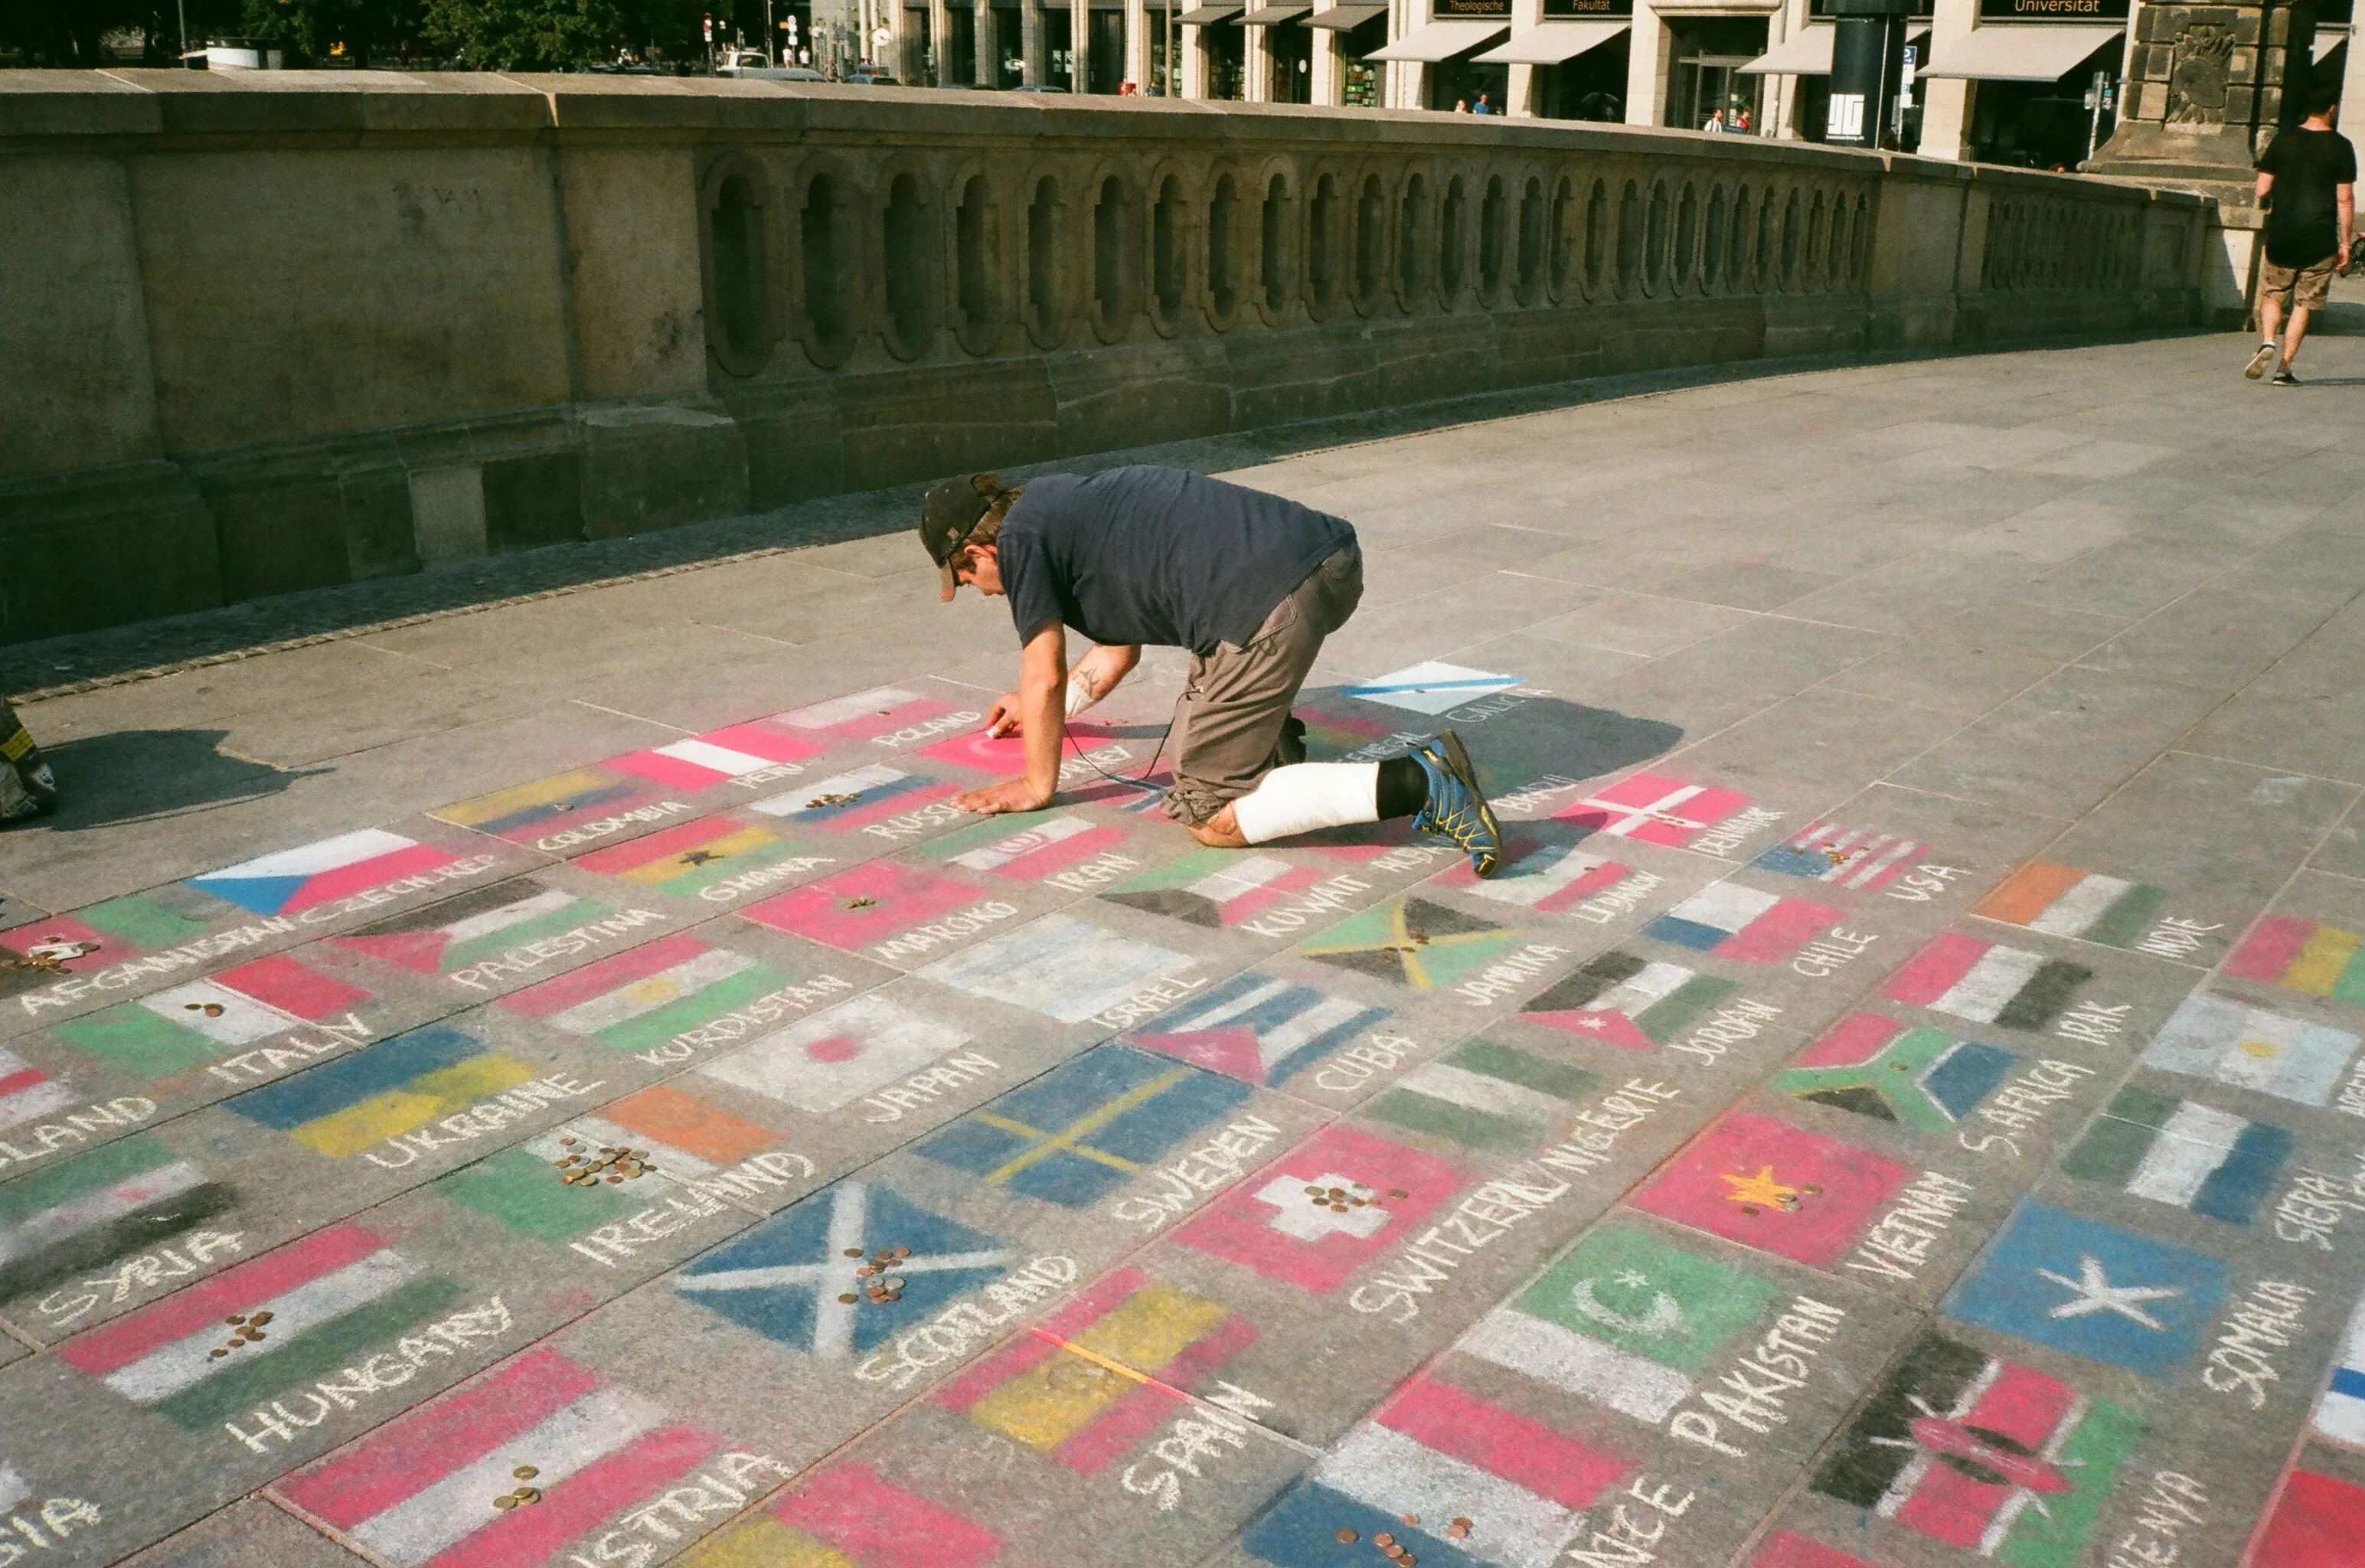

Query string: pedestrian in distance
[1704,107,1726,132]
[1472,90,1491,115]
[1453,97,1468,113]
[918,467,1504,875]
[1734,106,1752,133]
[2249,81,2356,387]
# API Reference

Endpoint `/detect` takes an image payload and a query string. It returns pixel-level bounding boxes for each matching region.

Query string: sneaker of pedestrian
[2273,364,2301,386]
[2246,341,2279,380]
[1410,729,1503,877]
[1272,715,1308,769]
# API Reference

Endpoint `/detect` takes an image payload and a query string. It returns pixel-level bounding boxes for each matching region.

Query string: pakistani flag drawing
[0,1134,233,1301]
[49,953,370,1076]
[1127,970,1390,1087]
[1455,1223,1775,1426]
[570,810,824,902]
[1099,850,1337,929]
[57,1223,465,1428]
[1813,1332,2140,1568]
[603,720,822,790]
[1244,1375,1631,1568]
[1297,898,1531,989]
[672,1180,1008,1356]
[227,1025,539,1160]
[1880,933,2092,1032]
[1973,861,2168,949]
[189,831,459,918]
[1753,822,1931,893]
[335,879,612,976]
[1365,1040,1599,1152]
[1643,884,1841,962]
[2060,1086,2292,1225]
[916,1044,1252,1207]
[1520,950,1736,1049]
[2141,991,2360,1106]
[1775,1013,2016,1133]
[2227,914,2365,1004]
[498,931,803,1054]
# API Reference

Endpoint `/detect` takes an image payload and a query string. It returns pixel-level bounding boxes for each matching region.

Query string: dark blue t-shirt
[998,467,1355,655]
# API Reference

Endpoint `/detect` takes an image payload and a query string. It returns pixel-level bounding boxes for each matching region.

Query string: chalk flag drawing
[51,954,370,1076]
[1749,1534,1878,1568]
[1127,971,1390,1087]
[928,814,1129,881]
[1943,1200,2228,1377]
[1456,1223,1775,1426]
[675,1462,1004,1566]
[1642,884,1843,963]
[2140,991,2360,1106]
[1341,662,1524,716]
[1297,899,1533,990]
[571,812,820,901]
[1880,933,2092,1031]
[335,880,612,976]
[1753,823,1930,893]
[2,896,213,982]
[432,770,677,845]
[1364,1039,1599,1153]
[1099,850,1339,929]
[0,1046,77,1132]
[774,686,980,745]
[916,1044,1252,1207]
[1172,1123,1461,1292]
[497,932,800,1054]
[2060,1086,2291,1225]
[1243,1376,1630,1568]
[57,1224,465,1427]
[227,1026,538,1159]
[0,1134,234,1301]
[604,720,822,790]
[2252,1468,2365,1564]
[1553,773,1754,850]
[697,992,971,1114]
[2312,1293,2365,1449]
[1437,841,1634,915]
[1974,861,2170,949]
[920,721,1122,774]
[1774,1013,2016,1132]
[275,1347,733,1567]
[2228,915,2365,1004]
[920,915,1196,1024]
[190,831,459,918]
[1520,951,1737,1050]
[673,1180,1008,1355]
[1812,1332,2139,1566]
[934,1268,1256,1472]
[740,861,988,952]
[749,766,957,833]
[1629,1111,1910,1266]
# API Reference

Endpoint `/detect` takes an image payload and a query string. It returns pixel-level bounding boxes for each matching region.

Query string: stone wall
[0,70,2215,645]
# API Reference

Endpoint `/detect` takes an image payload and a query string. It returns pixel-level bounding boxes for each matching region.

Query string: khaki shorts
[2262,253,2337,312]
[1161,543,1364,825]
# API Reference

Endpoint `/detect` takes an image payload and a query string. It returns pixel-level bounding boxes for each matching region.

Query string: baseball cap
[919,473,999,602]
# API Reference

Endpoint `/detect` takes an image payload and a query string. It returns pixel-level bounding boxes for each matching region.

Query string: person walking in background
[1704,107,1726,132]
[1472,91,1491,114]
[1735,106,1752,133]
[2249,83,2356,386]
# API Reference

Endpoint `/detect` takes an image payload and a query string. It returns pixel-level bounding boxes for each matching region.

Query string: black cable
[1061,718,1171,792]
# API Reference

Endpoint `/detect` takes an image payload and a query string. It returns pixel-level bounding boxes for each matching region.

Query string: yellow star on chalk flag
[1720,1165,1802,1212]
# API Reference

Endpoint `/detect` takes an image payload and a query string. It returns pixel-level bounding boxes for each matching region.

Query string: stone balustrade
[0,71,2215,644]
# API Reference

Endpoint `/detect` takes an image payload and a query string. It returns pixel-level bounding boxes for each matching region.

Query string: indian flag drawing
[50,953,369,1076]
[1974,861,2168,949]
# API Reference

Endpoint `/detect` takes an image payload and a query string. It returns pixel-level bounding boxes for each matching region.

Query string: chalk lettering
[37,1230,247,1328]
[361,1076,606,1167]
[696,855,835,903]
[1312,1032,1423,1095]
[1092,974,1208,1031]
[871,901,1023,961]
[1882,864,1971,903]
[2055,999,2132,1047]
[2275,1172,2364,1250]
[2203,1279,2311,1409]
[1236,874,1374,938]
[2108,1471,2208,1568]
[632,975,854,1066]
[535,804,693,854]
[1110,1116,1287,1230]
[221,1296,514,1452]
[1791,926,1881,978]
[1844,1170,1975,1282]
[1669,1296,1844,1457]
[854,1256,1079,1389]
[0,1098,159,1172]
[446,909,671,991]
[1691,805,1785,858]
[1958,1058,2096,1158]
[857,1052,1003,1122]
[1665,999,1784,1064]
[1453,943,1573,1007]
[1044,852,1142,893]
[206,1014,375,1083]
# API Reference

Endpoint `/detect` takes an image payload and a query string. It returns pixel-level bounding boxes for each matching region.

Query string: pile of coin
[183,1000,228,1018]
[835,1245,912,1306]
[492,1466,542,1511]
[1302,1181,1410,1215]
[1370,1529,1415,1564]
[840,896,878,910]
[207,1311,273,1359]
[554,1137,655,1186]
[807,792,859,808]
[1444,1519,1472,1540]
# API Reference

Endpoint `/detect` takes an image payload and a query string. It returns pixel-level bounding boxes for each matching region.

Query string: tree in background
[0,0,239,64]
[421,0,706,67]
[238,0,426,64]
[0,0,704,66]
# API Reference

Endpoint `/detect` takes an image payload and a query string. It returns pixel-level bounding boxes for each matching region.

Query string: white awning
[1740,24,1928,74]
[1240,2,1311,21]
[1178,2,1240,22]
[1367,19,1511,59]
[1473,19,1628,61]
[1307,1,1387,24]
[2318,28,2347,59]
[1920,23,2122,80]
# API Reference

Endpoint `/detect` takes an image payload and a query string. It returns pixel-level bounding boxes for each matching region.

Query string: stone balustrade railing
[0,72,2216,645]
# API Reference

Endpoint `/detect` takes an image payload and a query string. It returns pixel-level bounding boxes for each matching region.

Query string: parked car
[847,70,899,84]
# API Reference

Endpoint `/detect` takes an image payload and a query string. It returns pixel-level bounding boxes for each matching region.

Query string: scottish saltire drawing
[697,991,972,1113]
[432,769,675,844]
[927,814,1129,880]
[1126,971,1390,1086]
[1341,662,1523,716]
[749,765,955,832]
[1775,1013,2016,1132]
[275,1347,730,1568]
[1243,1376,1629,1568]
[570,812,822,900]
[50,954,369,1076]
[0,1135,233,1300]
[2254,1468,2365,1564]
[1298,899,1531,989]
[1630,1111,1910,1266]
[1438,841,1633,914]
[1880,933,2092,1031]
[1456,1224,1775,1426]
[605,720,822,790]
[2060,1086,2291,1224]
[188,831,459,918]
[1753,823,1929,892]
[1642,884,1841,962]
[740,861,989,952]
[935,1268,1256,1472]
[916,1045,1252,1206]
[921,915,1195,1024]
[1173,1123,1461,1292]
[1553,773,1753,849]
[57,1224,465,1427]
[2311,1292,2365,1449]
[1974,861,2168,949]
[2226,915,2365,1004]
[2141,991,2360,1106]
[227,1025,538,1159]
[677,1462,1004,1566]
[673,1180,1008,1355]
[1520,951,1736,1049]
[497,932,797,1054]
[1365,1040,1598,1152]
[1812,1333,2139,1567]
[774,685,980,744]
[1099,851,1336,929]
[335,879,609,975]
[1944,1200,2229,1377]
[0,1046,75,1131]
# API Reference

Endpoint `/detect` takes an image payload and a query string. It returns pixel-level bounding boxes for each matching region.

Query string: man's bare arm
[2258,169,2276,205]
[955,623,1067,814]
[2341,181,2355,260]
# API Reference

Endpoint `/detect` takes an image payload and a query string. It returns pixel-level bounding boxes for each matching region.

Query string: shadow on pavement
[19,729,330,831]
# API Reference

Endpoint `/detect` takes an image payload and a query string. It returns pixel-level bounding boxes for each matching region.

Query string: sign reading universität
[1975,0,2128,19]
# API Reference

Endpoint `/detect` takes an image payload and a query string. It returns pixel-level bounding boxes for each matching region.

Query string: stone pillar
[1312,6,1343,100]
[1504,0,1540,113]
[1917,0,1977,156]
[1024,0,1047,82]
[1625,0,1669,122]
[1127,0,1151,87]
[2089,0,2308,204]
[1245,15,1272,96]
[977,0,998,81]
[1073,0,1091,87]
[1186,20,1210,91]
[932,0,952,80]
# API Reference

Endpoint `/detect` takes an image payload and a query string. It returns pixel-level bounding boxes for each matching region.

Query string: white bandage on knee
[1230,763,1383,844]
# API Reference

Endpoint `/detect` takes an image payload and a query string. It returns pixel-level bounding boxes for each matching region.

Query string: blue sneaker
[1412,730,1503,877]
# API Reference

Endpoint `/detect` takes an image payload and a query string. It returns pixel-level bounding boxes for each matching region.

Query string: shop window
[957,175,998,342]
[1584,178,1606,296]
[1262,174,1295,315]
[1399,174,1432,301]
[709,170,773,374]
[883,173,932,358]
[1154,176,1187,327]
[1355,175,1387,311]
[1208,175,1241,322]
[1615,179,1640,296]
[1674,183,1698,294]
[1093,175,1134,336]
[1515,176,1545,302]
[800,172,851,364]
[1440,176,1468,301]
[1645,181,1668,294]
[1478,175,1508,302]
[1028,175,1064,343]
[1703,186,1725,290]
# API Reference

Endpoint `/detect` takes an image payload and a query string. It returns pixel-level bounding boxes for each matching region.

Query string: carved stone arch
[1019,162,1073,351]
[872,152,942,362]
[1251,156,1302,328]
[1081,157,1145,345]
[1349,162,1399,318]
[1302,157,1353,323]
[1393,158,1440,315]
[787,152,867,370]
[946,158,1011,358]
[1146,158,1203,337]
[1510,159,1550,306]
[1203,158,1251,332]
[699,149,788,378]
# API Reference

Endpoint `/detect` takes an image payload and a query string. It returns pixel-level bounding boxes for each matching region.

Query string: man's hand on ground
[952,776,1053,815]
[982,691,1024,737]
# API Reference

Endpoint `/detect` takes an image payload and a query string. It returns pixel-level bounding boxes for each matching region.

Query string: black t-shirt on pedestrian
[2257,126,2358,266]
[996,466,1355,655]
